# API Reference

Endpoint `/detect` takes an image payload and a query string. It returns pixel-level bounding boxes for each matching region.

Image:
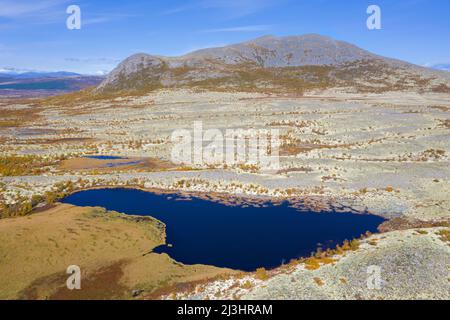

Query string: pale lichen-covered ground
[1,89,449,221]
[0,89,449,299]
[171,228,450,300]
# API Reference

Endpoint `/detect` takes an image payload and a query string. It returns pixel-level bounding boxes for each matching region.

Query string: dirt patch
[430,105,450,112]
[280,142,351,156]
[276,167,313,175]
[19,261,128,300]
[39,137,94,144]
[59,157,175,172]
[438,119,450,129]
[50,261,128,300]
[379,217,450,232]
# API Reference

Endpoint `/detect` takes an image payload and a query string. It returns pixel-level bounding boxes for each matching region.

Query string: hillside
[97,34,450,95]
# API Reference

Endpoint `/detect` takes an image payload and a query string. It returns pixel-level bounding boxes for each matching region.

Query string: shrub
[241,281,253,289]
[31,194,45,207]
[304,256,335,270]
[437,229,450,244]
[349,239,360,251]
[255,268,269,280]
[0,199,33,218]
[0,155,56,176]
[304,258,320,270]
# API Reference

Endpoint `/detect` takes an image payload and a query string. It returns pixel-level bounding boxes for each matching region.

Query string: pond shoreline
[62,184,383,216]
[62,187,386,271]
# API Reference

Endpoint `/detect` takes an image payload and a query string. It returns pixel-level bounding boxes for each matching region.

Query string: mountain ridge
[97,34,450,95]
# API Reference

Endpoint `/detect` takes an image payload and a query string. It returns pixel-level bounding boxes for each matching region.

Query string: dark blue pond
[62,188,385,271]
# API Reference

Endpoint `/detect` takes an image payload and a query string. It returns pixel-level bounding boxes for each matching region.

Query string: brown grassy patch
[0,204,231,299]
[379,217,450,232]
[21,261,129,300]
[59,157,175,173]
[439,119,450,129]
[279,138,351,156]
[313,277,324,286]
[430,105,450,112]
[0,105,42,128]
[304,257,336,270]
[238,164,260,173]
[37,87,117,108]
[436,229,450,245]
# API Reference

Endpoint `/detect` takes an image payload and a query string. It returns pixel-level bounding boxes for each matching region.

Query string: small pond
[83,155,127,160]
[62,188,385,271]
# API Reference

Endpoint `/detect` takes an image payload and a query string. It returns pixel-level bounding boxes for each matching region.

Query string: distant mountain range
[0,71,81,79]
[0,70,104,98]
[97,34,450,95]
[429,64,450,72]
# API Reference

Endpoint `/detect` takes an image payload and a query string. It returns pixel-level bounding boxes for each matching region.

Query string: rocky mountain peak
[96,34,450,94]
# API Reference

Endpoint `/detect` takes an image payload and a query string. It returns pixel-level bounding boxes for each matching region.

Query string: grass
[0,104,42,128]
[304,257,336,270]
[38,87,117,108]
[436,229,450,245]
[0,204,229,299]
[313,277,325,286]
[238,164,260,173]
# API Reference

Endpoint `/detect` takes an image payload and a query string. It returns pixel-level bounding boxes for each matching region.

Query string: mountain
[97,34,450,95]
[0,69,81,79]
[429,63,450,72]
[0,70,104,98]
[11,71,81,79]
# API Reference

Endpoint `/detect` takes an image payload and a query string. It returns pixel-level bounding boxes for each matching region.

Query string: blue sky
[1,0,449,74]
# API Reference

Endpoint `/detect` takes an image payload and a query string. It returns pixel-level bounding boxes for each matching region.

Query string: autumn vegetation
[0,180,75,218]
[0,155,61,176]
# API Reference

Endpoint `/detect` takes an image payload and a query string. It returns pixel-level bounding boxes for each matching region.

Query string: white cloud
[0,1,130,28]
[162,0,284,18]
[0,0,68,18]
[201,24,272,33]
[0,66,35,74]
[94,70,109,75]
[160,3,196,16]
[202,0,285,19]
[82,13,138,26]
[65,57,121,64]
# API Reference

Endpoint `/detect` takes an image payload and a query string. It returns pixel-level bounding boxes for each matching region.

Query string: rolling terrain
[0,34,449,300]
